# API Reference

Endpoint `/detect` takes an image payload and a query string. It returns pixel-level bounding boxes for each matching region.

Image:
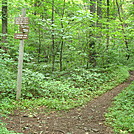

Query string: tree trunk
[106,0,110,49]
[38,25,42,63]
[59,0,66,71]
[116,0,130,60]
[97,0,102,18]
[51,0,55,71]
[88,0,96,67]
[2,0,8,43]
[97,0,102,29]
[90,0,96,14]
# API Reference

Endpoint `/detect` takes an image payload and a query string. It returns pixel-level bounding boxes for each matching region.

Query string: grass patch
[106,81,134,134]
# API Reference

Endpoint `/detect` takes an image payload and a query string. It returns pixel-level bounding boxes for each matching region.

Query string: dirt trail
[1,71,134,134]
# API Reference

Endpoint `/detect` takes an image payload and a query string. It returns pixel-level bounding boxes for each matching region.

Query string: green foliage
[0,0,133,132]
[22,69,87,100]
[1,0,133,70]
[21,65,129,100]
[0,50,16,100]
[106,81,134,134]
[0,60,129,113]
[0,98,16,115]
[0,68,16,99]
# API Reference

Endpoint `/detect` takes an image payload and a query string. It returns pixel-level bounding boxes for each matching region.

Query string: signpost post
[15,8,29,100]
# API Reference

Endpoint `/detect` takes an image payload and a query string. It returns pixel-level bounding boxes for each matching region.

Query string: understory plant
[0,49,130,112]
[0,63,129,112]
[106,81,134,134]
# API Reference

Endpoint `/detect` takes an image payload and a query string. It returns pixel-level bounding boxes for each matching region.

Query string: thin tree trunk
[106,0,110,49]
[116,0,130,60]
[97,0,102,31]
[97,0,102,18]
[38,25,41,63]
[88,0,96,67]
[60,0,65,71]
[51,0,55,71]
[2,0,8,43]
[90,0,96,14]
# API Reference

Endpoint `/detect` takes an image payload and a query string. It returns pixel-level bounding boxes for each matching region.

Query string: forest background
[0,0,134,133]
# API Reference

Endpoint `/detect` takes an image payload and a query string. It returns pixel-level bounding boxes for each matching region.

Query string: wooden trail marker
[15,17,29,25]
[16,8,29,100]
[14,33,28,39]
[19,25,29,33]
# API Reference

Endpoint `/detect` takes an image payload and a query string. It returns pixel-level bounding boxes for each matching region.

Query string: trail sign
[16,9,27,100]
[14,33,28,39]
[15,17,29,25]
[19,25,29,33]
[15,9,29,100]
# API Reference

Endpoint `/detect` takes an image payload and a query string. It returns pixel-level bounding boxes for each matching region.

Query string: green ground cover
[106,81,134,134]
[0,65,129,113]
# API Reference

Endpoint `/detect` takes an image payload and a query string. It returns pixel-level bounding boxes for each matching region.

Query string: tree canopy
[0,0,133,71]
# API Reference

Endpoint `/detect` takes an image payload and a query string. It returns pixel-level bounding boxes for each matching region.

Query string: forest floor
[1,71,134,134]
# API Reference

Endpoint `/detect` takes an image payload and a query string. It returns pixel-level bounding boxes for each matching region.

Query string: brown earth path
[1,71,134,134]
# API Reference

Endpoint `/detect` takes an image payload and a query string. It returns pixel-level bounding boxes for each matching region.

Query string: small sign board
[19,25,29,33]
[15,17,29,25]
[14,33,28,39]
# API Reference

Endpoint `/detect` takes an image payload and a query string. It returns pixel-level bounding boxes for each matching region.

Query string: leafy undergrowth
[0,51,130,134]
[0,50,130,115]
[106,81,134,134]
[0,66,129,115]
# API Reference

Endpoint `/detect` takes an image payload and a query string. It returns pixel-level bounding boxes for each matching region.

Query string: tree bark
[88,0,96,67]
[97,0,102,18]
[60,0,66,71]
[106,0,110,49]
[97,0,102,28]
[90,0,96,14]
[51,0,55,71]
[116,0,130,60]
[2,0,8,43]
[38,25,42,63]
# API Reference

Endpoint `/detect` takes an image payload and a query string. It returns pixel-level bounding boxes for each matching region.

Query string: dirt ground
[1,71,134,134]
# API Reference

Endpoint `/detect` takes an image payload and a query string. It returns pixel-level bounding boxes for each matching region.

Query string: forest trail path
[1,71,134,134]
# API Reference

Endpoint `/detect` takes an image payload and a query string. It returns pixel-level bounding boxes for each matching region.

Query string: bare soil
[1,71,134,134]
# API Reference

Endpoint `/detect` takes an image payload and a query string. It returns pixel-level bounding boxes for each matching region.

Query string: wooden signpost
[14,33,28,39]
[15,8,29,100]
[15,17,29,25]
[19,25,29,33]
